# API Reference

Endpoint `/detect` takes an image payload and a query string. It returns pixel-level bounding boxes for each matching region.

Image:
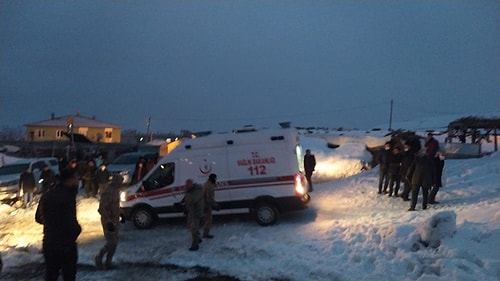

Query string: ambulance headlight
[120,191,127,202]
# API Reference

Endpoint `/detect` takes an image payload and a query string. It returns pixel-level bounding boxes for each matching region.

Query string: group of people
[34,154,124,281]
[18,163,57,208]
[64,156,111,199]
[182,173,220,251]
[33,166,221,281]
[377,133,445,211]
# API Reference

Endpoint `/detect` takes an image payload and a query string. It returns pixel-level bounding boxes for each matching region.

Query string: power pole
[146,117,152,142]
[388,98,393,131]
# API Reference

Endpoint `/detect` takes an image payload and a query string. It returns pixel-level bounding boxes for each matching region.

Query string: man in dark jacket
[425,133,439,157]
[35,168,82,281]
[95,175,123,270]
[19,167,36,208]
[184,179,204,251]
[429,152,445,204]
[376,142,392,194]
[387,146,402,197]
[406,153,436,211]
[303,149,316,192]
[399,144,416,201]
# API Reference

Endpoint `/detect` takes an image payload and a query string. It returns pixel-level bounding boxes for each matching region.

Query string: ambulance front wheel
[131,206,156,229]
[254,202,279,226]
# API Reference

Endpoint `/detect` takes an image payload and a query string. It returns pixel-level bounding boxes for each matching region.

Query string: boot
[94,255,103,269]
[104,255,114,269]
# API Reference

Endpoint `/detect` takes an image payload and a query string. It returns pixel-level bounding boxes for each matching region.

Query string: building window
[78,127,88,136]
[104,128,113,139]
[37,129,45,138]
[56,130,63,139]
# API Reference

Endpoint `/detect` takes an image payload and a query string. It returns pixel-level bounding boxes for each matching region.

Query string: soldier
[95,163,110,198]
[94,175,123,270]
[184,179,204,251]
[82,159,97,198]
[202,173,220,239]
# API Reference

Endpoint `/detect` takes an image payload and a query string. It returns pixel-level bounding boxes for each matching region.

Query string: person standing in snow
[303,149,316,192]
[95,163,110,198]
[184,179,204,251]
[429,152,445,204]
[376,142,392,194]
[94,154,104,169]
[387,146,402,197]
[35,168,81,281]
[94,175,123,270]
[406,153,436,211]
[19,167,36,208]
[131,158,147,185]
[425,133,439,157]
[399,143,416,201]
[202,173,219,239]
[82,159,98,198]
[67,159,83,188]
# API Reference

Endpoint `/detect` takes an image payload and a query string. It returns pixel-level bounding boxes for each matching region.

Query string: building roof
[25,114,120,128]
[448,116,500,130]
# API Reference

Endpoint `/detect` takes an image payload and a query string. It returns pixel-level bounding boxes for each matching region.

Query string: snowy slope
[0,133,499,280]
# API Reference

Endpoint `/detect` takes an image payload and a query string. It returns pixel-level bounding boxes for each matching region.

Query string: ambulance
[119,125,310,229]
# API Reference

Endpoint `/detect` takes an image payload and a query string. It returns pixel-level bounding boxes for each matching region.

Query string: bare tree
[0,126,24,141]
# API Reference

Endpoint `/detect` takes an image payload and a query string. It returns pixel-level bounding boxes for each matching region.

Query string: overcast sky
[1,0,499,133]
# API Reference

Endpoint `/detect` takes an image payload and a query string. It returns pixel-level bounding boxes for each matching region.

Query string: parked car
[0,157,59,199]
[107,152,158,186]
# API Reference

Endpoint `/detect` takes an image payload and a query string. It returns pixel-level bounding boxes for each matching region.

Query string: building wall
[26,125,121,143]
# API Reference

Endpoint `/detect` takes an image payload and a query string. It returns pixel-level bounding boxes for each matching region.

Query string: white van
[120,126,310,229]
[0,157,59,199]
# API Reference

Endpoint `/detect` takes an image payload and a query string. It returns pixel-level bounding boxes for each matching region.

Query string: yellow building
[25,113,121,143]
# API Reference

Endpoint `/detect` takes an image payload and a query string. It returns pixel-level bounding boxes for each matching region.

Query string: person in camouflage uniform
[94,175,123,269]
[202,173,219,239]
[184,179,204,251]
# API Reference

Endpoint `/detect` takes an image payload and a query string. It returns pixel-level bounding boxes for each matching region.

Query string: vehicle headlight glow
[294,174,306,195]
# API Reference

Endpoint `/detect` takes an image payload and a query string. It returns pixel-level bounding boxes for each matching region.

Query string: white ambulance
[119,125,310,229]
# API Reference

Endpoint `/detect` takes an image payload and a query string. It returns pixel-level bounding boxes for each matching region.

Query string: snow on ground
[0,134,499,281]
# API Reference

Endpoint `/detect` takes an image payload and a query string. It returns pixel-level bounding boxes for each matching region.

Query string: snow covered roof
[25,114,120,128]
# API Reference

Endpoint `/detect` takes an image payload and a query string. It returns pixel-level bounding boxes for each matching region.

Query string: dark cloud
[1,1,499,133]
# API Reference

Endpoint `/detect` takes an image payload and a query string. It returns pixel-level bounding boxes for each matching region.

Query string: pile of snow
[0,135,499,281]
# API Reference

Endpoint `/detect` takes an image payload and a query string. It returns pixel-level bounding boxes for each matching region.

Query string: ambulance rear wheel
[131,207,155,229]
[255,202,279,226]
